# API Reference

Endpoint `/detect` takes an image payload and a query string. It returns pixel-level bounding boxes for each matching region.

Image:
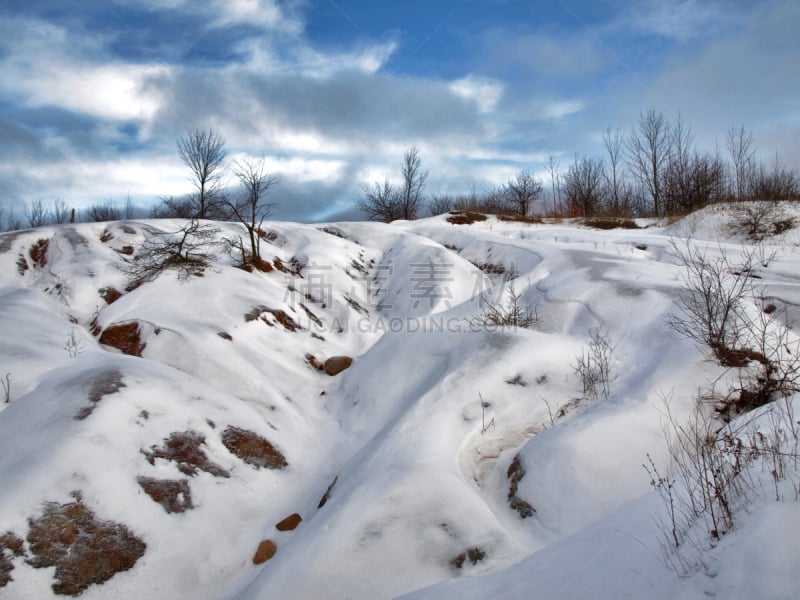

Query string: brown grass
[317,475,338,508]
[497,214,544,224]
[137,477,193,513]
[99,322,146,357]
[300,303,323,327]
[217,331,233,341]
[506,455,535,518]
[74,369,126,421]
[450,547,486,569]
[143,431,231,478]
[100,230,114,243]
[221,426,288,470]
[29,239,49,269]
[581,217,640,230]
[26,493,146,596]
[244,306,300,331]
[305,354,325,372]
[447,210,488,225]
[99,287,122,305]
[470,262,506,276]
[272,256,304,276]
[0,532,25,588]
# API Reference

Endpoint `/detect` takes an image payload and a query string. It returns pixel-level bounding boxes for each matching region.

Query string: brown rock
[252,540,277,565]
[99,322,146,357]
[275,513,302,532]
[324,356,353,376]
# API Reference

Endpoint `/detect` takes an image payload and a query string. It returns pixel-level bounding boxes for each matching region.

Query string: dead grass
[29,239,49,269]
[221,426,288,470]
[26,493,146,596]
[450,547,486,569]
[470,261,506,276]
[137,477,193,514]
[497,214,544,224]
[506,455,535,518]
[99,322,146,357]
[300,303,323,328]
[581,217,640,230]
[244,306,300,332]
[99,287,122,305]
[447,210,488,225]
[0,532,25,588]
[74,369,126,420]
[143,431,231,478]
[317,475,338,508]
[272,256,304,276]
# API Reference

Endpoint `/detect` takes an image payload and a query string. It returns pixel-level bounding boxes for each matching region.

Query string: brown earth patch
[244,306,299,332]
[305,354,325,371]
[324,356,353,376]
[300,303,323,327]
[0,532,25,588]
[447,210,488,225]
[74,369,126,420]
[252,540,277,565]
[217,331,233,341]
[118,245,135,256]
[137,477,193,513]
[272,257,304,276]
[100,230,114,243]
[143,431,231,478]
[221,426,287,470]
[507,455,535,518]
[275,513,302,531]
[450,547,486,569]
[29,239,49,269]
[317,475,338,508]
[26,494,146,596]
[99,322,146,357]
[99,287,122,305]
[16,255,29,275]
[471,262,506,275]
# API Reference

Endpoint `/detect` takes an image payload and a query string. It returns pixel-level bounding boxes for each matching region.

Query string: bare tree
[177,128,228,219]
[428,194,453,216]
[726,125,755,200]
[123,195,137,220]
[25,199,48,228]
[357,179,400,222]
[627,109,671,217]
[50,199,71,224]
[125,219,219,284]
[547,153,561,213]
[399,146,427,220]
[503,170,543,216]
[228,157,277,262]
[564,156,606,217]
[603,128,627,215]
[151,196,195,219]
[749,154,800,201]
[85,199,120,223]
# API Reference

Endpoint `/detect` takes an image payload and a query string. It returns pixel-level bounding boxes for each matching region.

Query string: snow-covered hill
[1,204,799,599]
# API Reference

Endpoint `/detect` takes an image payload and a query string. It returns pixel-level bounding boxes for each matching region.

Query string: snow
[0,204,799,599]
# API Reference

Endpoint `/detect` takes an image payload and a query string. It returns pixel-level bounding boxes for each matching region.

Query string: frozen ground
[0,203,799,599]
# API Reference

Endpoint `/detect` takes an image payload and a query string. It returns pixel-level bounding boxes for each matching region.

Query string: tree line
[361,109,799,221]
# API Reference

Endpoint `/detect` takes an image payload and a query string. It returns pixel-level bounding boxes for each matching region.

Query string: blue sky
[0,0,798,221]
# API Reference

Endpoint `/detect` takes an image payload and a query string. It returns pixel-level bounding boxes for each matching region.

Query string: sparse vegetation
[220,426,288,470]
[473,281,539,329]
[573,328,614,401]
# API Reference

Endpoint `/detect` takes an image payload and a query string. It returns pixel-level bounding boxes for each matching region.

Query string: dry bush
[473,281,539,329]
[728,201,795,242]
[581,217,640,230]
[447,210,488,225]
[573,328,614,400]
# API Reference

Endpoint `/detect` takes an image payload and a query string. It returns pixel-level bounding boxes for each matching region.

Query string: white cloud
[449,76,504,114]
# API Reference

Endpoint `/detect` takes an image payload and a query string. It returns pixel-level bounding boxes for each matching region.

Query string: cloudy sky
[1,0,798,222]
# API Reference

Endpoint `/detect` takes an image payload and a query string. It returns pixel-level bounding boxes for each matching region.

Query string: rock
[324,356,353,376]
[99,322,146,357]
[252,540,277,565]
[275,513,302,532]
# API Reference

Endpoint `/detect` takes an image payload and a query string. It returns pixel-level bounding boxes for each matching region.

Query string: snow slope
[0,205,799,599]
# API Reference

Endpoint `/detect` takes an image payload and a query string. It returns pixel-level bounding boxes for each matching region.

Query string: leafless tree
[726,125,755,200]
[125,219,219,284]
[228,157,277,262]
[503,170,543,216]
[85,199,120,223]
[25,199,48,228]
[627,109,671,217]
[603,128,628,215]
[564,156,606,217]
[151,196,195,219]
[749,154,799,201]
[428,194,453,216]
[50,199,71,224]
[547,153,561,213]
[177,128,228,219]
[399,146,428,220]
[123,195,137,219]
[357,179,400,222]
